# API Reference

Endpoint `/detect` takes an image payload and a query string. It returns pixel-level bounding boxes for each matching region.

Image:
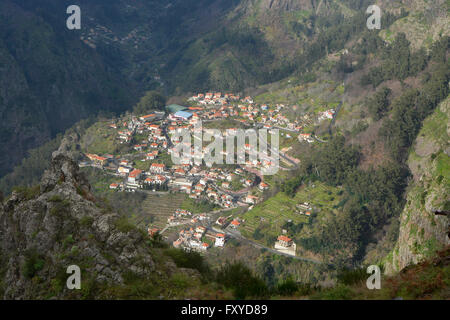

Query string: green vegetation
[165,248,210,275]
[114,216,136,233]
[306,136,361,186]
[380,38,449,161]
[11,185,41,200]
[181,197,218,214]
[216,262,268,299]
[22,249,45,279]
[82,122,118,155]
[0,136,62,195]
[313,247,450,300]
[63,235,75,250]
[361,33,429,87]
[367,87,392,120]
[241,182,342,246]
[133,91,166,115]
[49,199,71,217]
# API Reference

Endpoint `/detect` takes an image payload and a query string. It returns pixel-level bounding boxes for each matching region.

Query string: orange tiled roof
[277,235,292,243]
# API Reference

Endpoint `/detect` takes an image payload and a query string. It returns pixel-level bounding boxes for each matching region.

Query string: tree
[313,136,361,186]
[133,91,166,115]
[368,87,391,120]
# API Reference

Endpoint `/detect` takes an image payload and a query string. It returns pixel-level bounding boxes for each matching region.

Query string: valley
[0,0,448,300]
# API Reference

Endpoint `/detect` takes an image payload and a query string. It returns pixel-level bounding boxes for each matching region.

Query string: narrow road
[212,226,322,264]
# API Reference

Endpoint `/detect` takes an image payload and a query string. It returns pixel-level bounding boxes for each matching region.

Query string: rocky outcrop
[0,150,157,299]
[385,97,450,274]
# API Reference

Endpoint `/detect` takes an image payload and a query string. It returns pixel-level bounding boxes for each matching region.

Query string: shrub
[22,250,45,279]
[147,232,167,248]
[70,246,80,256]
[337,267,367,285]
[50,199,71,216]
[216,262,268,299]
[114,216,135,233]
[165,248,209,275]
[48,195,63,202]
[80,216,94,227]
[170,273,190,290]
[276,278,298,296]
[63,234,75,249]
[12,185,41,200]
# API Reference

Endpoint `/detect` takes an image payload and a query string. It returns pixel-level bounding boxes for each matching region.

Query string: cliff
[385,96,450,274]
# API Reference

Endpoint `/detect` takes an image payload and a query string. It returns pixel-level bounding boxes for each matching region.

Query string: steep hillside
[385,97,450,274]
[0,0,137,177]
[0,145,223,299]
[163,0,373,93]
[380,0,448,50]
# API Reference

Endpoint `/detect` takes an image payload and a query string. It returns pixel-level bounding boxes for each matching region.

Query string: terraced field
[132,193,187,229]
[240,182,344,244]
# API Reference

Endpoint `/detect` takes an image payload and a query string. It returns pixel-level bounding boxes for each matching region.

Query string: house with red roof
[259,182,269,190]
[150,163,165,173]
[274,235,296,256]
[230,219,240,228]
[109,183,119,190]
[128,169,142,183]
[86,153,108,166]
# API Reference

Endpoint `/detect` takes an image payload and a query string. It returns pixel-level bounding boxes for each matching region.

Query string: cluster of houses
[187,92,335,136]
[81,91,332,235]
[97,148,254,207]
[188,92,241,105]
[214,216,242,230]
[172,225,227,252]
[167,209,194,226]
[188,93,303,131]
[169,214,245,251]
[77,90,342,259]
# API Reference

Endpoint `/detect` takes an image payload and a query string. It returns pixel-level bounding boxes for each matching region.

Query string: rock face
[0,150,156,299]
[258,0,314,11]
[385,97,450,274]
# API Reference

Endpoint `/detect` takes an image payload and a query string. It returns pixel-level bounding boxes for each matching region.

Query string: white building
[215,234,225,247]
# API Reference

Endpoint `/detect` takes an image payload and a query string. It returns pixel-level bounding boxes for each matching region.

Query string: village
[79,92,335,254]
